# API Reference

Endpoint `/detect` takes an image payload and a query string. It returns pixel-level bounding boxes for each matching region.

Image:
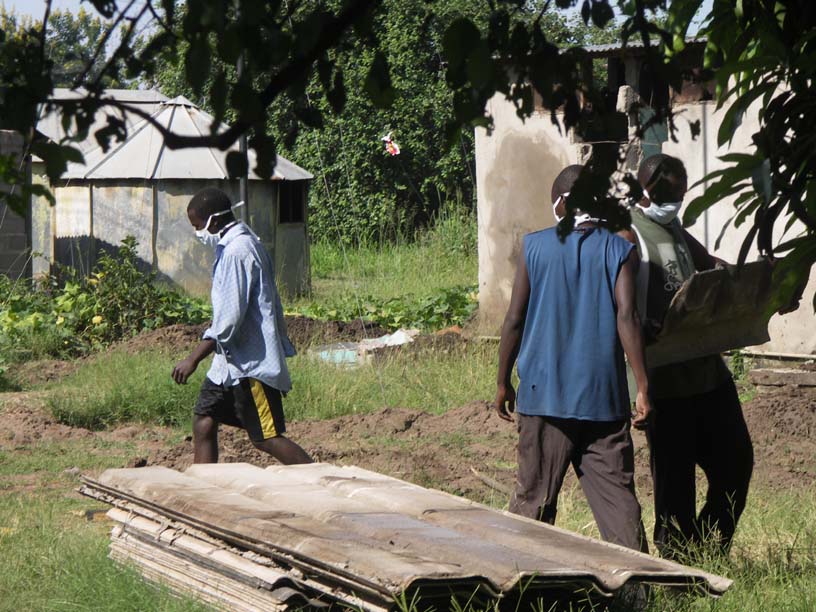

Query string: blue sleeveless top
[516,227,634,421]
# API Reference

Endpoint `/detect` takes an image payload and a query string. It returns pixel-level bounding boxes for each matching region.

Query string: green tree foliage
[147,1,582,243]
[47,8,114,87]
[0,0,813,301]
[675,0,816,311]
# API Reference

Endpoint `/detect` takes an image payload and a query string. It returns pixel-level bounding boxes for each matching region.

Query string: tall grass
[0,482,813,612]
[300,200,478,305]
[47,350,207,430]
[45,341,498,429]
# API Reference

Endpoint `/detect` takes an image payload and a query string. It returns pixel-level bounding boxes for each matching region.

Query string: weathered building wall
[664,101,816,355]
[154,179,226,296]
[476,93,814,355]
[92,182,154,265]
[31,177,310,300]
[53,184,93,275]
[30,163,53,277]
[0,131,29,279]
[474,96,579,333]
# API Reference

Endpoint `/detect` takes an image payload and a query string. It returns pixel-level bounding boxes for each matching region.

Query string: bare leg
[252,435,312,465]
[193,415,219,463]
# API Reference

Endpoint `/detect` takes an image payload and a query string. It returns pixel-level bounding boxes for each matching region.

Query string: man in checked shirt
[172,187,312,465]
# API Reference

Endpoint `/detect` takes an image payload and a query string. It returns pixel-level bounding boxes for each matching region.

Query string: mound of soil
[9,359,81,389]
[285,316,389,349]
[149,401,516,499]
[0,392,94,447]
[4,361,814,503]
[147,382,816,500]
[742,386,816,489]
[114,318,391,357]
[114,323,210,355]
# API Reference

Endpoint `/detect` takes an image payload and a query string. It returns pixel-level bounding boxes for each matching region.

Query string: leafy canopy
[0,0,814,306]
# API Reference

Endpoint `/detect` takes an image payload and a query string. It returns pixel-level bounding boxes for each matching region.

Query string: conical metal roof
[57,94,312,181]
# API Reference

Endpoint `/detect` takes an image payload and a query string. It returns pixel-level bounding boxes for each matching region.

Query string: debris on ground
[81,463,731,611]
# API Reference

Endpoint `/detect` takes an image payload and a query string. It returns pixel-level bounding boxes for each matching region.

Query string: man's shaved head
[637,154,688,205]
[551,164,584,204]
[188,187,232,220]
[637,154,686,189]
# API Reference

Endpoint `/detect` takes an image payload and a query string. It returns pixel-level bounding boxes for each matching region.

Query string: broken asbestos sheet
[647,260,774,367]
[81,463,731,611]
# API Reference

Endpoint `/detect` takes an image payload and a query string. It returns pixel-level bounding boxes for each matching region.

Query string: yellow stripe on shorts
[249,379,277,438]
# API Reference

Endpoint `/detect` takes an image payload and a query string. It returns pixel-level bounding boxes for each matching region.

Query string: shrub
[0,237,211,362]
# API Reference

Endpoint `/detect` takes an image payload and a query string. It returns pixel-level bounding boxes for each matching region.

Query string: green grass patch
[290,210,478,331]
[45,341,498,428]
[46,350,207,430]
[0,438,136,484]
[303,206,477,305]
[0,494,209,612]
[284,341,496,421]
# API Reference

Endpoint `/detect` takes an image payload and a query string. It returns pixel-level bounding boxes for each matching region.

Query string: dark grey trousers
[647,378,753,557]
[509,414,648,553]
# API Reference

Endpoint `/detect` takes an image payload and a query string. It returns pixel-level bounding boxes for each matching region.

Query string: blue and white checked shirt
[203,222,296,391]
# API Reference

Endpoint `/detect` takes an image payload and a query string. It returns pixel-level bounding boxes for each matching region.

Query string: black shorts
[193,377,286,443]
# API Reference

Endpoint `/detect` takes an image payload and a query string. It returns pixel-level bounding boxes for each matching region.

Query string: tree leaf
[591,1,614,28]
[87,0,116,18]
[443,18,481,69]
[185,36,210,95]
[364,51,394,108]
[327,69,346,114]
[752,158,773,204]
[225,151,248,178]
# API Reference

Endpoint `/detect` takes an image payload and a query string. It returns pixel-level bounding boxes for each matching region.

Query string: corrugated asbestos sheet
[81,463,731,611]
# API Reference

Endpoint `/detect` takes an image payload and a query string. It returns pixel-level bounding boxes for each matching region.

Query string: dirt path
[3,382,814,505]
[2,321,813,503]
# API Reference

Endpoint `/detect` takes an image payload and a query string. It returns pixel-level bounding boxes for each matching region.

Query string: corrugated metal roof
[81,463,731,610]
[37,89,169,155]
[583,37,706,57]
[38,90,312,181]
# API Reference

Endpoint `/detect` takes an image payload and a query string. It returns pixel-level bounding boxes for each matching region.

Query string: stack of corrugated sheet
[80,463,731,611]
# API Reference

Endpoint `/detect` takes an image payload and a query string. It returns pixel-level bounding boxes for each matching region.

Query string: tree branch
[52,0,382,152]
[87,1,151,91]
[144,0,178,37]
[72,0,139,88]
[39,0,53,68]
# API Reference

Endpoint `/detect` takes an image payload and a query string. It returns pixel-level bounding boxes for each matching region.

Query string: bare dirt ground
[1,321,814,504]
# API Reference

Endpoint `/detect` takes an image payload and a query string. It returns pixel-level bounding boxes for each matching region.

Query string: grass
[296,204,477,306]
[46,350,208,430]
[0,493,210,612]
[44,341,499,429]
[0,439,813,612]
[4,209,815,611]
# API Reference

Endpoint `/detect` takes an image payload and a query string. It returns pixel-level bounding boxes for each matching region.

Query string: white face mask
[194,201,246,246]
[553,192,568,222]
[553,192,597,226]
[642,188,682,225]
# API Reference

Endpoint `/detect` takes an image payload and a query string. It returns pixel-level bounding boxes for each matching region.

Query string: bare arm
[615,250,653,429]
[172,339,216,384]
[495,251,531,422]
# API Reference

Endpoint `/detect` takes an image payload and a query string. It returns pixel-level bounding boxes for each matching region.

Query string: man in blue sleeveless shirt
[495,165,652,552]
